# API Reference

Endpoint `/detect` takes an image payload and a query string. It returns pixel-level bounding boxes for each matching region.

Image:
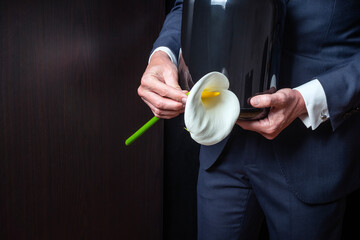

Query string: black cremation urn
[179,0,286,120]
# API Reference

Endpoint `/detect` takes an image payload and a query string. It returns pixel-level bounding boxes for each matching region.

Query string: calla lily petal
[184,72,240,146]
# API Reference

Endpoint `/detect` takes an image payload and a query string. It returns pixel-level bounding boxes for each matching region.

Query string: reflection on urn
[179,0,286,120]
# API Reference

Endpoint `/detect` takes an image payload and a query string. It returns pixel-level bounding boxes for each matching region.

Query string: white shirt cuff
[149,46,178,66]
[294,79,330,130]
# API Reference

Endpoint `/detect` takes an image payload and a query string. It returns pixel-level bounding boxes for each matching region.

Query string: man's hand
[236,89,307,140]
[138,51,188,119]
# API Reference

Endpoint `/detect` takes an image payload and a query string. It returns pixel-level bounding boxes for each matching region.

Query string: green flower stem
[125,116,160,146]
[125,92,189,146]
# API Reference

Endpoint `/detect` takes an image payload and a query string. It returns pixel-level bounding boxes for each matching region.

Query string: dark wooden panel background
[0,0,165,239]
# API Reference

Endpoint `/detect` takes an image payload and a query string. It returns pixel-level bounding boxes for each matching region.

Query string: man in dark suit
[137,0,360,239]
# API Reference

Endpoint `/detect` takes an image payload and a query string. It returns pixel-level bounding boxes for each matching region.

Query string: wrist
[149,47,178,66]
[150,50,171,62]
[294,89,308,116]
[149,50,176,70]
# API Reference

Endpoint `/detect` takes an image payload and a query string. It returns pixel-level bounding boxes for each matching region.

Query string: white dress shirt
[150,47,330,130]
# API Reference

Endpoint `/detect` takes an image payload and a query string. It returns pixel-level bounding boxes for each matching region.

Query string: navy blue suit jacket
[153,0,360,204]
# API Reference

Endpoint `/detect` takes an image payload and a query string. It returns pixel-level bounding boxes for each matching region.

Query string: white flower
[184,72,240,146]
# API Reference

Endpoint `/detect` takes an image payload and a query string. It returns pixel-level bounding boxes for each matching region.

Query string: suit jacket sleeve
[152,0,183,60]
[317,52,360,131]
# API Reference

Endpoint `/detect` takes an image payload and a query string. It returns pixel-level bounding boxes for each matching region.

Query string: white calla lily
[184,72,240,146]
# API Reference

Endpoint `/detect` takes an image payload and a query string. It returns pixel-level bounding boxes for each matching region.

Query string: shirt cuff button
[320,113,328,121]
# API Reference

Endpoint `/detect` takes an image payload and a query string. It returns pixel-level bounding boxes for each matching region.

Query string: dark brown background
[0,0,359,239]
[0,0,164,239]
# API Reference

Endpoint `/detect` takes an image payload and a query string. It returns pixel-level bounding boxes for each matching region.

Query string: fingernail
[182,98,187,104]
[251,97,260,106]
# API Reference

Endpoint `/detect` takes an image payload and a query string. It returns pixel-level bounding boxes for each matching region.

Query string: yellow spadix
[184,72,240,146]
[201,90,220,99]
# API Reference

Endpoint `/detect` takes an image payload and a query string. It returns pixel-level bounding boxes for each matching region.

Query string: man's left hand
[236,88,307,140]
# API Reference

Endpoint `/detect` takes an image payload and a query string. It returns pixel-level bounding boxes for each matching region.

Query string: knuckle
[277,92,287,104]
[172,102,183,110]
[153,108,162,116]
[264,126,277,136]
[263,129,277,139]
[265,134,276,140]
[137,86,144,97]
[154,100,165,109]
[140,75,147,84]
[141,73,154,86]
[159,88,169,97]
[140,78,147,88]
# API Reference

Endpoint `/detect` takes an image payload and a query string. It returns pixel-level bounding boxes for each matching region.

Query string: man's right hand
[138,51,188,119]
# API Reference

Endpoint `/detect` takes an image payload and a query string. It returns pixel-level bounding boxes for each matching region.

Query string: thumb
[250,95,273,108]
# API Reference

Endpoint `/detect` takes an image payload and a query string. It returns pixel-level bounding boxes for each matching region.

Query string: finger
[141,90,185,112]
[250,92,287,108]
[249,94,272,108]
[237,119,272,135]
[236,120,279,140]
[143,98,184,119]
[141,75,187,104]
[236,119,266,132]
